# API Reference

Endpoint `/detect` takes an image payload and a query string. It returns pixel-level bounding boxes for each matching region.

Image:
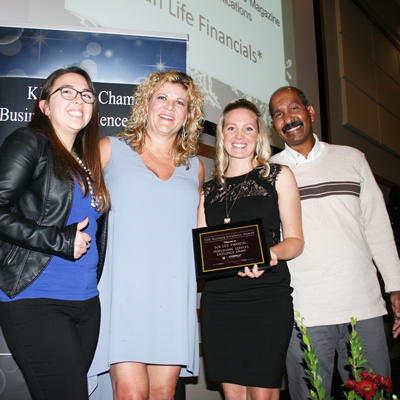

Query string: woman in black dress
[198,99,304,400]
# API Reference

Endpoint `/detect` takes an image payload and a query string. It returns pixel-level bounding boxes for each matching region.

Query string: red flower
[345,379,357,390]
[360,371,377,383]
[354,380,378,399]
[376,375,393,392]
[356,371,393,392]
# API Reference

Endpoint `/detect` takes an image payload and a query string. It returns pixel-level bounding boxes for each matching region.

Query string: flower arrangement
[345,371,393,399]
[295,313,397,400]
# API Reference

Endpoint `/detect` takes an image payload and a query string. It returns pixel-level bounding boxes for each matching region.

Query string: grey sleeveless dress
[88,136,199,391]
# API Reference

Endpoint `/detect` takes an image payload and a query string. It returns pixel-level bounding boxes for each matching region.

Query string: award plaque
[192,219,271,280]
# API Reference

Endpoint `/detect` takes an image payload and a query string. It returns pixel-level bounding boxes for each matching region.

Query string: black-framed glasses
[49,86,96,104]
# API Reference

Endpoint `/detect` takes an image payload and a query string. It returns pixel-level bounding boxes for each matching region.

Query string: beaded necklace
[73,152,100,209]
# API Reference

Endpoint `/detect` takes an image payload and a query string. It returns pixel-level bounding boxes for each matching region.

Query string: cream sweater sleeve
[359,155,400,293]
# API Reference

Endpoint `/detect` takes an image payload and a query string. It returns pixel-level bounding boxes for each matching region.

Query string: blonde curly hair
[120,70,204,168]
[213,99,271,187]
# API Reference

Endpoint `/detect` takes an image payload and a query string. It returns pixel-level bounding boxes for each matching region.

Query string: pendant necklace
[224,171,250,224]
[73,152,100,209]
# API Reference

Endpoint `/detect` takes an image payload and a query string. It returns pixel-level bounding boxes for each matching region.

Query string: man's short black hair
[269,86,310,117]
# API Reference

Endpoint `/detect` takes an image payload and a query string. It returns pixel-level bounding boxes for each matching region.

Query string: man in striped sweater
[269,86,400,399]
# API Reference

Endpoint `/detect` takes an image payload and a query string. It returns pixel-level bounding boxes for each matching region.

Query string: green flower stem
[347,317,368,382]
[295,312,329,400]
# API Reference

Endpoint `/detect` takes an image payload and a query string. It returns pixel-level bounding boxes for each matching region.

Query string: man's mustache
[282,120,304,134]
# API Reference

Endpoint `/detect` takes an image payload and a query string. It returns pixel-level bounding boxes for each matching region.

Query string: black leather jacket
[0,127,107,298]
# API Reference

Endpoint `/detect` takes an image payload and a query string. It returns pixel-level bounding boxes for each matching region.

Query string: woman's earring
[143,115,148,130]
[255,141,260,157]
[181,125,186,138]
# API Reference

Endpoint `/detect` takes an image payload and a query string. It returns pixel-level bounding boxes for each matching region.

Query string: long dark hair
[29,66,109,213]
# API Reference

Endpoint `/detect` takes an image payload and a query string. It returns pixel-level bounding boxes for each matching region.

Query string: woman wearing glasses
[0,66,109,400]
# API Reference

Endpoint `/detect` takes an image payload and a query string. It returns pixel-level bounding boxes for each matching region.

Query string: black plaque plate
[192,219,271,280]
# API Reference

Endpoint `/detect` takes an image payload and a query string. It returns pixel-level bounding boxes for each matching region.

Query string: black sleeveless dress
[200,165,293,388]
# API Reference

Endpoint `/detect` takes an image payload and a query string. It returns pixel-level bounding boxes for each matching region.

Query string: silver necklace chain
[224,171,250,224]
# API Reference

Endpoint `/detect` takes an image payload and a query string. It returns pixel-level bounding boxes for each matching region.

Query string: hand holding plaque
[192,219,271,280]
